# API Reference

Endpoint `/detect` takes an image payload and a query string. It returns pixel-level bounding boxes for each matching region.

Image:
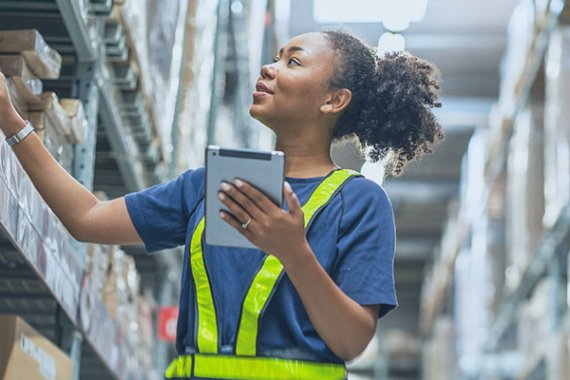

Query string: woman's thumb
[284,181,301,215]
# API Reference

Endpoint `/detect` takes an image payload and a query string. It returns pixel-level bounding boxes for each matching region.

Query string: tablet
[205,145,285,248]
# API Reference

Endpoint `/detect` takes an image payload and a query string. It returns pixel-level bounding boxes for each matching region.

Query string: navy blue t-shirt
[125,167,397,363]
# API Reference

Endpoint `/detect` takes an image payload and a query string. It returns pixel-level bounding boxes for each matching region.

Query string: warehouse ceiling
[288,0,518,374]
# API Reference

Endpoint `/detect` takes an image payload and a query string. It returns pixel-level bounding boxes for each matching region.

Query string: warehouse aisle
[0,1,569,379]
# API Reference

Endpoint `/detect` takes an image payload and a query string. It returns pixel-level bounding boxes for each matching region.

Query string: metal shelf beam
[55,0,97,62]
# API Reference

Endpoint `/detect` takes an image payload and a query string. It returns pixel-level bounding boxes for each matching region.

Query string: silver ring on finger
[241,217,252,229]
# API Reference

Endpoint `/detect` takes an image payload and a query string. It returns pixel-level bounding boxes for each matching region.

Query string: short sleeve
[333,178,398,318]
[125,167,205,253]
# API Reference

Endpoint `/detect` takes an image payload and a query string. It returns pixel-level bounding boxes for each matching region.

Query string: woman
[0,30,443,379]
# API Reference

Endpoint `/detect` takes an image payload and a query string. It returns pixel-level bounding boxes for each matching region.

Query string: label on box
[20,333,56,380]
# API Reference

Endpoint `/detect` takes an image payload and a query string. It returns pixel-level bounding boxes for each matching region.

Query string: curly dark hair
[322,30,444,176]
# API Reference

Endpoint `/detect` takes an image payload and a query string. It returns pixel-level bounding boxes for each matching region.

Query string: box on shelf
[0,315,72,380]
[6,77,28,118]
[28,111,73,174]
[30,93,73,138]
[59,99,88,144]
[0,30,62,79]
[544,27,570,228]
[0,54,43,104]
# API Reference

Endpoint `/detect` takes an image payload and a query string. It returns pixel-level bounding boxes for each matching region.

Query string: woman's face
[249,32,336,130]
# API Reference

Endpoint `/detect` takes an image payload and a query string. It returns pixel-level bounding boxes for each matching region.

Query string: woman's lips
[254,82,273,96]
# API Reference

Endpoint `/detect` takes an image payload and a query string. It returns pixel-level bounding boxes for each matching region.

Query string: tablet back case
[205,146,285,249]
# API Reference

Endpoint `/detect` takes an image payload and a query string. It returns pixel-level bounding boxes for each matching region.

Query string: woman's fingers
[232,179,278,213]
[219,210,253,237]
[217,189,253,226]
[284,181,302,216]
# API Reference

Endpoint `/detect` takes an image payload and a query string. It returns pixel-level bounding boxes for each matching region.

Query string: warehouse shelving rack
[0,0,179,379]
[418,0,570,379]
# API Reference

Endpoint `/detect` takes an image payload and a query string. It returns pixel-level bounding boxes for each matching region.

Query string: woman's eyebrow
[278,46,304,56]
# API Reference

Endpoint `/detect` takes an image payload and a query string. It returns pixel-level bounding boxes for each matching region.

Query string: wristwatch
[5,120,34,146]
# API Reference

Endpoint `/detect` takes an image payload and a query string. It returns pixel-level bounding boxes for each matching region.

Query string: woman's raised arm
[0,72,142,246]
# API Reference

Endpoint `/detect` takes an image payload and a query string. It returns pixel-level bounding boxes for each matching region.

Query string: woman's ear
[320,89,352,114]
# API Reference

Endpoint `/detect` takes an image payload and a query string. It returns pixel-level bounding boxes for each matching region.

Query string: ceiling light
[313,0,429,31]
[378,32,406,55]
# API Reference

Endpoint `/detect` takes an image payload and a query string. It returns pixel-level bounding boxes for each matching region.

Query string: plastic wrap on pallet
[544,27,570,228]
[175,0,219,171]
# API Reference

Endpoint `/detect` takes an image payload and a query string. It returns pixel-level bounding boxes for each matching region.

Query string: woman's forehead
[280,32,332,57]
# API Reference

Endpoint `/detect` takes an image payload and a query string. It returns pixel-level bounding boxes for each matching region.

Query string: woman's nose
[260,63,276,79]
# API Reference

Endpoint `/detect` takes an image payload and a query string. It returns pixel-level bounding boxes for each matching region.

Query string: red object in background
[158,306,179,342]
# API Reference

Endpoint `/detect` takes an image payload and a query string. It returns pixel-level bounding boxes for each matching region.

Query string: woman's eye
[272,56,279,63]
[288,58,300,66]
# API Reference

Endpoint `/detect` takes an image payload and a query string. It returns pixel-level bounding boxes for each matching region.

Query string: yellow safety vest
[165,168,361,379]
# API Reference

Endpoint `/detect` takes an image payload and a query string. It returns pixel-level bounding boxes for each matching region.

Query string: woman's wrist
[1,112,26,138]
[279,240,316,274]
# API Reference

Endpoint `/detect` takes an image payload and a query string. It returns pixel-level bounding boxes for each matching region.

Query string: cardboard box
[0,30,62,79]
[0,315,72,380]
[5,77,28,118]
[59,99,87,144]
[28,111,68,166]
[30,93,73,138]
[0,54,43,104]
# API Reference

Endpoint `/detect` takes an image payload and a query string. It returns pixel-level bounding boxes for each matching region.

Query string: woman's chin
[249,104,266,119]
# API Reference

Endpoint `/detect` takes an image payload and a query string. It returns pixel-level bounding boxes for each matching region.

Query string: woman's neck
[275,139,338,178]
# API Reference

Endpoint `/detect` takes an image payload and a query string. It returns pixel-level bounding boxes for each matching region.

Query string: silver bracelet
[5,120,35,146]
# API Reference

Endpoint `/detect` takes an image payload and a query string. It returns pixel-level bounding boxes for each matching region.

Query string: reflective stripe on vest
[189,218,219,353]
[235,168,360,356]
[187,168,360,359]
[164,354,347,379]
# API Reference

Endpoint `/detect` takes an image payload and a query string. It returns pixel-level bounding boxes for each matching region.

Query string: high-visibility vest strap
[190,218,219,353]
[235,169,361,356]
[164,354,347,380]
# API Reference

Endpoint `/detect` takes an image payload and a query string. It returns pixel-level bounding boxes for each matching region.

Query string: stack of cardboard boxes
[0,29,87,174]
